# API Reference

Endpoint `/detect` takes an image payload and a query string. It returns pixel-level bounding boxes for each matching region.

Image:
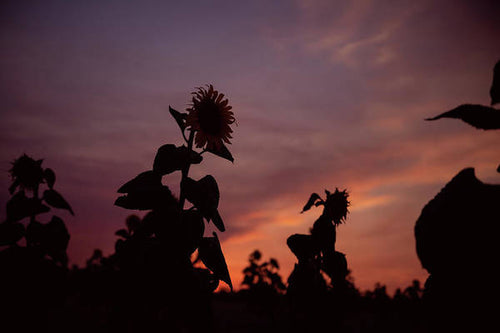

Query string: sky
[1,0,499,293]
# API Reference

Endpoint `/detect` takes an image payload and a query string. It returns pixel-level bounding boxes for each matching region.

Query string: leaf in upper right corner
[206,142,234,163]
[490,59,500,105]
[169,106,187,131]
[425,104,500,130]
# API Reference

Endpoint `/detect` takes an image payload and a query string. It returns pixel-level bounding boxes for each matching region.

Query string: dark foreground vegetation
[1,60,499,332]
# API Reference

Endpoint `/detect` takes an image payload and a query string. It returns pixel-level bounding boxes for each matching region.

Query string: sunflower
[186,85,235,150]
[323,188,350,225]
[9,154,44,191]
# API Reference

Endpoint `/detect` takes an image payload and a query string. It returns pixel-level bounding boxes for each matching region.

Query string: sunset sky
[1,0,499,293]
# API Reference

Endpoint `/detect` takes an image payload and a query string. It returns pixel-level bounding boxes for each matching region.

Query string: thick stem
[179,130,195,210]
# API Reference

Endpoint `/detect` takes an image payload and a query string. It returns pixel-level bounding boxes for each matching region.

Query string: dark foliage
[426,60,500,130]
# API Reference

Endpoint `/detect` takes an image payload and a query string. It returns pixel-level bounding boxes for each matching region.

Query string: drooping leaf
[198,232,232,290]
[425,104,500,130]
[117,171,162,193]
[206,142,234,163]
[301,193,323,213]
[43,189,74,215]
[169,106,187,132]
[182,175,224,231]
[153,144,203,176]
[115,185,177,210]
[210,210,225,232]
[6,191,50,222]
[0,222,25,245]
[490,60,500,105]
[43,168,56,189]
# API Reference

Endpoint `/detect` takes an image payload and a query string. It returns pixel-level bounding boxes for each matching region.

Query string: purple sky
[1,0,499,292]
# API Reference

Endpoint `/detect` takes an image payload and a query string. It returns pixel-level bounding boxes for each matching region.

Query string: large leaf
[153,144,203,176]
[198,232,232,290]
[115,185,177,210]
[169,106,187,132]
[6,191,50,222]
[117,170,162,193]
[206,142,234,163]
[301,193,323,213]
[182,175,224,231]
[286,234,318,261]
[425,104,500,130]
[491,59,500,105]
[0,222,25,246]
[43,189,74,215]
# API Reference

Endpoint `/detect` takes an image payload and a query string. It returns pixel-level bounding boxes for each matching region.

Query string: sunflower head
[186,85,235,150]
[323,188,350,225]
[9,154,44,191]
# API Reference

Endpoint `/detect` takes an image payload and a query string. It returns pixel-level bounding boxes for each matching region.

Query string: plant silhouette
[241,249,286,295]
[287,188,351,294]
[0,154,73,332]
[112,85,236,331]
[417,59,500,331]
[285,188,352,332]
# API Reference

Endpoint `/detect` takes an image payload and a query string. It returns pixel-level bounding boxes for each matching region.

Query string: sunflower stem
[179,130,195,210]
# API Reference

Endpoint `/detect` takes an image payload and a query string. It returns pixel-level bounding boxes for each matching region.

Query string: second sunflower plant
[115,84,235,291]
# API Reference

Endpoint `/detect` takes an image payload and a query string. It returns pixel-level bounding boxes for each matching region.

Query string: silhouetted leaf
[301,193,323,213]
[43,168,56,189]
[497,164,500,173]
[425,104,500,130]
[115,228,130,239]
[153,144,203,175]
[169,106,187,131]
[117,171,162,193]
[286,234,317,261]
[0,222,25,245]
[199,232,232,290]
[182,175,224,231]
[115,185,177,210]
[43,189,74,215]
[6,191,50,222]
[206,142,234,163]
[491,60,500,105]
[211,210,225,233]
